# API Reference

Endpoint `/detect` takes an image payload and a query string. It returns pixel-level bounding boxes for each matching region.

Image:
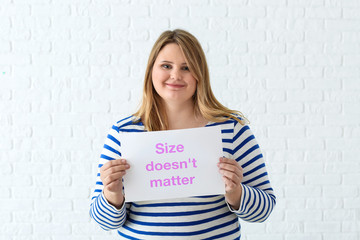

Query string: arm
[227,121,276,222]
[89,124,130,230]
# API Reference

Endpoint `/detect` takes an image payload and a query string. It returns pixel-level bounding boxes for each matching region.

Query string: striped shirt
[90,115,276,239]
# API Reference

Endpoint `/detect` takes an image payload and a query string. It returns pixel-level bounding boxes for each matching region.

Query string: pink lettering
[149,176,196,188]
[155,143,184,154]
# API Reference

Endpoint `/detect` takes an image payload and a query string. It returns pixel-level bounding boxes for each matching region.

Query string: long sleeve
[229,120,276,222]
[89,124,129,230]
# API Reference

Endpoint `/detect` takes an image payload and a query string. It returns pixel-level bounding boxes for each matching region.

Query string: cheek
[152,68,168,82]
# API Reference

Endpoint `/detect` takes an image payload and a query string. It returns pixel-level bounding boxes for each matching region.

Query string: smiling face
[151,43,197,106]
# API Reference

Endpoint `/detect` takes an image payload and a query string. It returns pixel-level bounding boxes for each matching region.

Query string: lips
[165,83,185,89]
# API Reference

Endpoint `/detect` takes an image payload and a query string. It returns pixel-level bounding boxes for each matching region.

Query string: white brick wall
[1,0,359,239]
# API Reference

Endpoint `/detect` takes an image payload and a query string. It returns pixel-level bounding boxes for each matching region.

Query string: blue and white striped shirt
[90,115,276,239]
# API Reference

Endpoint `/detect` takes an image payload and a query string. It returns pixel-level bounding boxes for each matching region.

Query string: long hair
[134,29,248,131]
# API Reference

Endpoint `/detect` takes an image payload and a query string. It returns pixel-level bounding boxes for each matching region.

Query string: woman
[90,29,276,239]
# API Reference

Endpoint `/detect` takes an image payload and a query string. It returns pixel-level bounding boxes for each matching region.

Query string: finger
[103,165,130,177]
[101,159,128,172]
[105,179,123,192]
[219,157,242,171]
[218,162,242,174]
[102,172,126,186]
[219,169,242,184]
[222,176,238,189]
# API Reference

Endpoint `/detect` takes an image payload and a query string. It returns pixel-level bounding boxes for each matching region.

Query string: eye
[182,66,190,71]
[161,64,171,69]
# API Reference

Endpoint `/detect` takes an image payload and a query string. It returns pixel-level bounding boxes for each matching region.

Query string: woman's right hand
[100,159,130,209]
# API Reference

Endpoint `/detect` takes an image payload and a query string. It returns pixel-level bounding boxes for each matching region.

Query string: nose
[170,68,182,80]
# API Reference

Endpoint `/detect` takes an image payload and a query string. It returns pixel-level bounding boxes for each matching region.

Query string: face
[152,43,197,105]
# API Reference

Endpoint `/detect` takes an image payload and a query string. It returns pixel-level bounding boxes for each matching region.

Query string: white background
[0,0,359,239]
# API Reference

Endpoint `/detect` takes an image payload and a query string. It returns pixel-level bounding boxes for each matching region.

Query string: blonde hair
[134,29,248,131]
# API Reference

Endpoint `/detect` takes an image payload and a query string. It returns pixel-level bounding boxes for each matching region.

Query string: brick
[326,139,359,151]
[0,139,12,150]
[343,151,360,162]
[305,174,341,185]
[0,3,30,16]
[343,8,360,19]
[32,4,70,16]
[249,42,285,54]
[13,138,51,151]
[326,19,360,31]
[53,211,89,223]
[13,187,51,199]
[266,221,302,233]
[0,223,32,235]
[272,174,304,186]
[323,186,358,198]
[325,66,360,78]
[344,198,360,209]
[71,28,108,41]
[52,113,91,125]
[285,234,322,240]
[286,209,322,221]
[72,175,94,186]
[35,199,72,211]
[268,126,305,138]
[287,163,323,174]
[304,222,341,233]
[268,6,305,18]
[229,30,266,42]
[324,209,356,221]
[305,30,341,42]
[343,173,360,185]
[14,162,51,175]
[308,126,343,138]
[325,43,360,54]
[0,199,33,211]
[306,198,343,209]
[268,102,304,114]
[287,90,323,102]
[287,67,323,78]
[323,233,359,240]
[268,55,305,66]
[344,55,360,66]
[287,42,323,54]
[150,5,188,17]
[52,186,89,199]
[325,114,360,125]
[111,4,149,17]
[325,162,359,174]
[343,78,360,90]
[266,78,304,90]
[13,211,51,223]
[33,175,71,187]
[190,5,226,17]
[0,187,11,198]
[228,6,266,17]
[210,18,246,31]
[229,54,265,66]
[0,53,30,65]
[0,41,10,52]
[32,150,70,163]
[31,101,70,113]
[285,186,321,197]
[305,55,341,66]
[305,7,341,18]
[33,223,71,235]
[1,175,32,187]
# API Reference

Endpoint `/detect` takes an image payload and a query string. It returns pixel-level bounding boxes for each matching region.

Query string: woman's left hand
[217,157,243,210]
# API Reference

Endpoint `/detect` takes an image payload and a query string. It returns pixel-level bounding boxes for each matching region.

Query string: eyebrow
[160,60,187,65]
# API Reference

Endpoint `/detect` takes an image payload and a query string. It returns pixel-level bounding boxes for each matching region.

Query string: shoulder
[113,115,145,133]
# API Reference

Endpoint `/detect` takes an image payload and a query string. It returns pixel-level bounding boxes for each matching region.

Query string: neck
[163,100,207,130]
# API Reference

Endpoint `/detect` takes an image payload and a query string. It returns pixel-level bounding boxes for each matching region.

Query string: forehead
[156,43,187,62]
